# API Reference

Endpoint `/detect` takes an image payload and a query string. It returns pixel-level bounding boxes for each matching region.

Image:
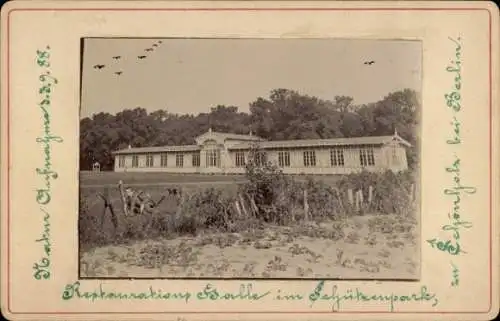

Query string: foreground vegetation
[81,214,418,279]
[79,157,419,279]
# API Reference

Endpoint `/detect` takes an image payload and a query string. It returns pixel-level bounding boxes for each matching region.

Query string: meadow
[80,171,248,186]
[79,165,420,280]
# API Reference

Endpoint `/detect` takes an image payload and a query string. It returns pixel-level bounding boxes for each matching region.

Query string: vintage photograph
[79,37,421,280]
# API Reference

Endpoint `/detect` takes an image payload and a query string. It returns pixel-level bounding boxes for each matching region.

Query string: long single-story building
[112,128,411,174]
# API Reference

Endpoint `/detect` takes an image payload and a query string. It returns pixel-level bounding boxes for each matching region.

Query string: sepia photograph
[78,37,421,280]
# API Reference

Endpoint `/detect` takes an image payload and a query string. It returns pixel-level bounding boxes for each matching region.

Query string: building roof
[195,129,265,143]
[228,134,411,150]
[112,131,411,155]
[216,132,265,141]
[113,144,200,155]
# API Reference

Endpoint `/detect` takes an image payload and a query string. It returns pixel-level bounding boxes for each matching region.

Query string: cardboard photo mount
[1,1,499,320]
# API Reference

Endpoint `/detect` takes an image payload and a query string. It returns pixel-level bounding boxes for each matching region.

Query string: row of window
[234,148,375,167]
[118,153,200,168]
[234,151,268,167]
[118,148,378,168]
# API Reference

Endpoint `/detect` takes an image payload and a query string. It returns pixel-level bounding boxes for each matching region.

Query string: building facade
[112,129,411,174]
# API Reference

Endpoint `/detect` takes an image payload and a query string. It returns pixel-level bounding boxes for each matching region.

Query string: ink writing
[427,35,476,288]
[61,280,439,312]
[33,46,62,280]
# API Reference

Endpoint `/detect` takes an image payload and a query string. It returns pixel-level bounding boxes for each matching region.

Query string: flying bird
[145,48,154,52]
[364,60,375,65]
[93,64,105,69]
[112,56,121,60]
[137,55,147,59]
[114,71,123,75]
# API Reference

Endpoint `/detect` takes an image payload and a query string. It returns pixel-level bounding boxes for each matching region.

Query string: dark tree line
[80,88,420,171]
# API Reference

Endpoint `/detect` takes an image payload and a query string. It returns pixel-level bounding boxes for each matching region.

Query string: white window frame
[235,151,246,167]
[118,155,125,168]
[360,148,375,166]
[132,155,139,168]
[206,149,220,167]
[254,151,267,166]
[146,154,154,167]
[192,152,201,167]
[176,153,184,167]
[330,149,345,166]
[278,150,290,167]
[161,153,168,167]
[303,150,316,167]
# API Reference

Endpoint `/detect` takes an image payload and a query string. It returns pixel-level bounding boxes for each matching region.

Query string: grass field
[80,171,248,187]
[79,171,419,280]
[80,171,342,187]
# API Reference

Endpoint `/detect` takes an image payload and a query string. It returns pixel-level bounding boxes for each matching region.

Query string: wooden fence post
[97,188,118,231]
[99,192,108,228]
[175,192,185,217]
[303,189,309,221]
[234,200,242,219]
[107,200,118,230]
[335,188,344,214]
[248,194,259,217]
[368,186,373,204]
[355,190,360,211]
[118,180,129,216]
[238,194,249,218]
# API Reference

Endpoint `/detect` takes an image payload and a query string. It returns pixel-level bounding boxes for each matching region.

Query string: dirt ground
[80,214,420,280]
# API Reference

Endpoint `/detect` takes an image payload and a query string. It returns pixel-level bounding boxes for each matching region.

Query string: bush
[335,169,416,216]
[240,147,300,224]
[303,178,343,220]
[179,188,235,232]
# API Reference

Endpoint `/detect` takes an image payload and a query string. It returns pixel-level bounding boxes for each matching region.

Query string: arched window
[204,140,221,167]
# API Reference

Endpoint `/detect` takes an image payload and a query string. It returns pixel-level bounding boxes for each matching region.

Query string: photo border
[76,35,423,283]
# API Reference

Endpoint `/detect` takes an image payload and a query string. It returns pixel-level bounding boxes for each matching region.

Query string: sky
[80,38,422,119]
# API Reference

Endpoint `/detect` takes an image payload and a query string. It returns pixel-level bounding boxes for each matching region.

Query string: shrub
[240,146,300,224]
[336,170,416,216]
[303,178,343,220]
[174,187,237,234]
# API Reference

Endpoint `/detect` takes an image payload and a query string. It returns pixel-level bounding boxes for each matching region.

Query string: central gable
[195,129,265,146]
[195,131,227,146]
[384,134,412,147]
